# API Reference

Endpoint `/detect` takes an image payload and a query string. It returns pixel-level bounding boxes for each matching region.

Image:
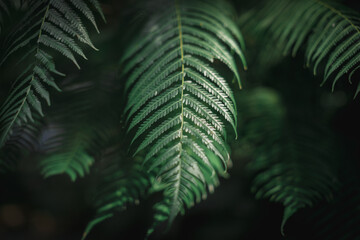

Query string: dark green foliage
[0,119,42,173]
[122,0,246,235]
[0,0,360,239]
[38,66,120,181]
[0,0,104,148]
[39,124,95,181]
[237,88,338,235]
[39,83,97,181]
[82,147,153,240]
[240,0,360,96]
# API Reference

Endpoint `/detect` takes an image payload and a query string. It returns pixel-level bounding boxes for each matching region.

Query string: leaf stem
[314,0,360,35]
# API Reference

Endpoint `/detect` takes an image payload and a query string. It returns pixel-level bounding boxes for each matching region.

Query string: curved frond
[237,88,338,235]
[82,147,153,240]
[0,0,105,148]
[38,69,118,181]
[122,0,245,235]
[39,124,95,181]
[241,0,360,97]
[0,119,42,173]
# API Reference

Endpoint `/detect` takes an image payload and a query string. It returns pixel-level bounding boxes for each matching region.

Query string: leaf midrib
[314,0,360,35]
[0,3,50,147]
[167,0,185,222]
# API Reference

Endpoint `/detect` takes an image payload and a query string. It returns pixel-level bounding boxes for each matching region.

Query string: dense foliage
[0,0,359,239]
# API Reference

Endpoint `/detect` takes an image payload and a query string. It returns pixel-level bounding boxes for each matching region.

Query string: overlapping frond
[0,119,42,173]
[122,0,246,235]
[240,0,360,96]
[237,88,338,235]
[38,73,118,181]
[39,124,95,181]
[82,147,153,240]
[0,0,104,148]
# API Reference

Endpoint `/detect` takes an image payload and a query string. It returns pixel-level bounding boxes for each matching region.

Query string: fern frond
[241,0,360,96]
[0,0,104,148]
[39,124,95,181]
[0,119,42,173]
[237,88,338,235]
[38,71,118,181]
[122,0,245,235]
[82,147,153,240]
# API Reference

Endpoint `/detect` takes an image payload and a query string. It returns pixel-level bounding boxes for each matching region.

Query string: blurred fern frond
[0,118,42,173]
[39,124,95,181]
[240,0,360,96]
[1,0,359,239]
[38,82,97,181]
[0,0,104,148]
[237,88,338,235]
[122,0,246,235]
[38,66,120,181]
[82,146,153,240]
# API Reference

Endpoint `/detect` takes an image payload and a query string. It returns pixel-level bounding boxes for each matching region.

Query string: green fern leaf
[0,119,42,173]
[237,88,338,235]
[82,148,153,240]
[240,0,360,96]
[38,74,117,181]
[122,0,245,235]
[39,126,95,181]
[0,0,104,149]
